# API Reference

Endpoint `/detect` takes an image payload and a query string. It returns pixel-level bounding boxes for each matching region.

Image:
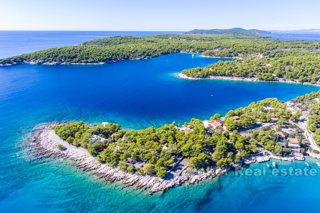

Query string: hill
[186,28,271,35]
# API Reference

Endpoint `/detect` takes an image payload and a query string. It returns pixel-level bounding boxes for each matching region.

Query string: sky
[0,0,319,31]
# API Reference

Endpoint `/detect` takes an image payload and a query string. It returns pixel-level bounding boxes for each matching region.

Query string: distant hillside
[186,28,271,35]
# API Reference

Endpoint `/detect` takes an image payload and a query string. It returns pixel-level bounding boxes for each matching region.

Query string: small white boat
[192,54,195,58]
[317,162,320,168]
[305,162,310,167]
[272,162,277,168]
[266,163,270,168]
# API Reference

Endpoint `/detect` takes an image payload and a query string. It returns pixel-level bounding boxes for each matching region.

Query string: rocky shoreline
[27,124,228,194]
[0,56,153,67]
[26,122,317,194]
[177,73,320,87]
[0,60,113,67]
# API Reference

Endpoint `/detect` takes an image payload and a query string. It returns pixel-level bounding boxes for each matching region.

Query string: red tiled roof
[288,137,299,144]
[277,131,286,138]
[208,120,222,128]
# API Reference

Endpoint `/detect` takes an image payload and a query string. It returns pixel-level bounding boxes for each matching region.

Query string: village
[180,95,320,169]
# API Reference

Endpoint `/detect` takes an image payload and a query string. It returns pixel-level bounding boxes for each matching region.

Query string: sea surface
[0,31,181,58]
[1,31,320,212]
[269,32,320,41]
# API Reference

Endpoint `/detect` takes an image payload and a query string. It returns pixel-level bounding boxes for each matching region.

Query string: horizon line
[1,28,320,33]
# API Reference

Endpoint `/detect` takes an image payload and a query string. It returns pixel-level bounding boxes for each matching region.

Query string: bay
[1,31,320,212]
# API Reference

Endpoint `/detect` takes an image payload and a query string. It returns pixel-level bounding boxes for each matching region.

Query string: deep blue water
[1,53,318,129]
[1,31,320,212]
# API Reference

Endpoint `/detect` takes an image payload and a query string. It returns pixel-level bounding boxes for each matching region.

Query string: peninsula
[1,33,320,86]
[29,91,320,193]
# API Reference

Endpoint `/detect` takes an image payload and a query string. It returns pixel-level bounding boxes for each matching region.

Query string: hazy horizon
[1,0,320,31]
[1,28,320,33]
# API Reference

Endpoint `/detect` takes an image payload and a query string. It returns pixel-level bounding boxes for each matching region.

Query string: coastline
[0,55,155,67]
[28,124,228,194]
[177,73,320,87]
[0,52,230,67]
[27,122,314,194]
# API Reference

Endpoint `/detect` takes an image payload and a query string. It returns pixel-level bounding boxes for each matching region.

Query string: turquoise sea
[1,31,320,212]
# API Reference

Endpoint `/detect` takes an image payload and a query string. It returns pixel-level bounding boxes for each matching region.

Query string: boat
[305,162,310,167]
[317,162,320,167]
[272,162,277,168]
[266,163,270,168]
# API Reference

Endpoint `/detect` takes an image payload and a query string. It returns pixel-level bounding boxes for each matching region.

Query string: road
[299,121,320,152]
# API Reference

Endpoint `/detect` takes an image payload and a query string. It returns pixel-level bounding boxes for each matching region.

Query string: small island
[28,91,320,193]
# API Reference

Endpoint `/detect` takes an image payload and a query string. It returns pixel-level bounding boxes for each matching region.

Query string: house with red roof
[277,131,286,139]
[288,137,300,148]
[208,120,222,129]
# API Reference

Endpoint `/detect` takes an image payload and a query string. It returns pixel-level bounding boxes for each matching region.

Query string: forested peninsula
[29,91,320,193]
[0,34,258,65]
[2,33,320,85]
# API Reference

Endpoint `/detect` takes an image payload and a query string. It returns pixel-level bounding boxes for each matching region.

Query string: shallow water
[0,53,320,212]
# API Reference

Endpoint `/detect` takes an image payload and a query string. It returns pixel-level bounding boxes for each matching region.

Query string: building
[90,134,108,143]
[277,131,286,139]
[233,116,240,121]
[180,126,193,134]
[208,120,222,129]
[271,114,279,122]
[288,137,300,148]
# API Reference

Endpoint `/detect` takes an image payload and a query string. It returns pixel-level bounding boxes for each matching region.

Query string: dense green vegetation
[223,98,291,131]
[302,95,320,145]
[2,34,320,85]
[250,129,282,155]
[53,98,300,178]
[0,34,320,83]
[182,51,320,83]
[54,119,251,178]
[310,104,320,146]
[1,34,245,64]
[295,91,320,145]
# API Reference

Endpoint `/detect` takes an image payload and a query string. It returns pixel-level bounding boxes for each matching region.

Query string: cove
[0,53,318,129]
[0,53,319,212]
